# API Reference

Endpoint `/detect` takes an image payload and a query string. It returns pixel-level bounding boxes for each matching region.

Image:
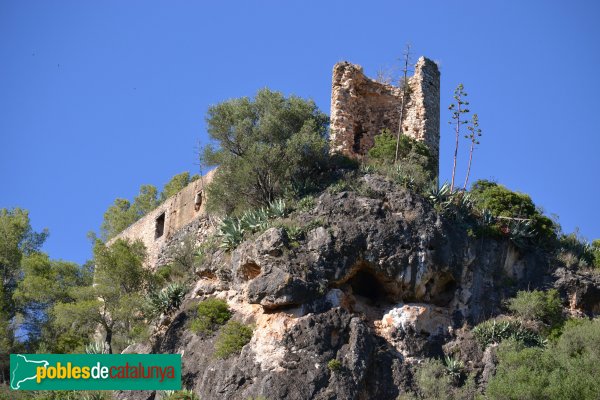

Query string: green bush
[594,239,600,268]
[190,298,231,334]
[366,129,434,192]
[472,319,545,348]
[469,180,558,245]
[214,320,254,359]
[201,88,329,215]
[507,289,563,327]
[398,358,476,400]
[327,359,342,372]
[558,231,599,269]
[485,318,600,399]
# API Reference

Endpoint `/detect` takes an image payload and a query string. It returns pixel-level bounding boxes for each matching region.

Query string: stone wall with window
[107,169,216,268]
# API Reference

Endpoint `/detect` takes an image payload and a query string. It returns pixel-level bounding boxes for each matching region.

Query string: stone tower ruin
[329,56,440,176]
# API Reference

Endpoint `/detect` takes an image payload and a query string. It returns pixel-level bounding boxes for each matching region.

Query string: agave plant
[508,219,537,248]
[360,164,375,174]
[218,216,245,250]
[444,355,464,380]
[240,209,269,233]
[481,208,496,226]
[428,182,451,204]
[148,283,188,317]
[473,319,545,348]
[85,340,108,354]
[267,199,287,218]
[394,165,416,189]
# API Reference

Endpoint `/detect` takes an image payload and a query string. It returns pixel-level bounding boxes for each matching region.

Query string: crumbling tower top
[329,56,440,177]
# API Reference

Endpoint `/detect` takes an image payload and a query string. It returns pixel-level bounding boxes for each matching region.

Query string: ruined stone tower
[329,56,440,176]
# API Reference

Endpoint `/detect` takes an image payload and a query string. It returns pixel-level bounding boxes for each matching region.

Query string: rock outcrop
[116,174,589,400]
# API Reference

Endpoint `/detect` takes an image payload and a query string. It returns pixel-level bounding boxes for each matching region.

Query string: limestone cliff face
[115,174,592,400]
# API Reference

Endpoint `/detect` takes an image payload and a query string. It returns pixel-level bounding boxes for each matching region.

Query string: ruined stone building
[330,56,440,177]
[107,169,216,267]
[109,57,440,264]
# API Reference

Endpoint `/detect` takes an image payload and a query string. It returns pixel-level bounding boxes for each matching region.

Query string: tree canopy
[201,88,329,214]
[53,238,149,354]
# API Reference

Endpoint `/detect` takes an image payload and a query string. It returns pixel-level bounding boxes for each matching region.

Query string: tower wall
[329,56,440,176]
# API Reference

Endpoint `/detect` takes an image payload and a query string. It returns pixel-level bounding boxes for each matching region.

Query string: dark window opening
[155,213,165,239]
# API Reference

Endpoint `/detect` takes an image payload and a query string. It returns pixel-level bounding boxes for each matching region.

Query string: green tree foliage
[161,172,199,202]
[53,239,149,353]
[0,208,47,376]
[201,88,329,215]
[507,289,563,328]
[100,185,160,241]
[99,198,136,241]
[13,254,92,352]
[132,184,160,219]
[486,318,600,399]
[469,179,557,244]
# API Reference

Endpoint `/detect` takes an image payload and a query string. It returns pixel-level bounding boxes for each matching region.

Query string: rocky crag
[116,174,598,400]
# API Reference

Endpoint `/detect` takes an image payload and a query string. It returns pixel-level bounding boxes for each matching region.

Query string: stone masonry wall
[329,56,440,177]
[107,169,216,268]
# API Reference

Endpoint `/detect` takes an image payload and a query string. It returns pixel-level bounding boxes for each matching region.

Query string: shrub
[295,195,316,212]
[190,298,231,335]
[594,239,600,268]
[507,289,563,327]
[558,230,598,269]
[214,320,253,359]
[327,359,342,372]
[366,129,434,192]
[473,319,545,348]
[469,180,558,245]
[202,88,329,215]
[400,358,477,400]
[161,232,202,281]
[485,318,600,399]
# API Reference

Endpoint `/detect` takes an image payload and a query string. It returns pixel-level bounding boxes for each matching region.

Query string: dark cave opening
[349,269,387,301]
[431,279,457,307]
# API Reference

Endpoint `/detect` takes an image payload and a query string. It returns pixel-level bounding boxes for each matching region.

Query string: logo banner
[10,354,181,391]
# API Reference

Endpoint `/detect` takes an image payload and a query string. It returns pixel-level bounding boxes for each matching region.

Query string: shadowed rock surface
[115,174,597,400]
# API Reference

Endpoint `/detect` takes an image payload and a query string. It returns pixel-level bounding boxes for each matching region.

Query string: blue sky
[1,1,598,264]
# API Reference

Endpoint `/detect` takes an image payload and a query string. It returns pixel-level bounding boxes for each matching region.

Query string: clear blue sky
[1,1,599,264]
